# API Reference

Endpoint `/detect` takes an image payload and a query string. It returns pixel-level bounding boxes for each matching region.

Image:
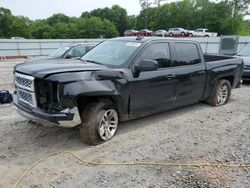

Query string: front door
[129,42,177,117]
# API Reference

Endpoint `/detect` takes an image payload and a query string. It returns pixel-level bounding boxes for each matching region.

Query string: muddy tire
[209,79,231,106]
[80,101,118,146]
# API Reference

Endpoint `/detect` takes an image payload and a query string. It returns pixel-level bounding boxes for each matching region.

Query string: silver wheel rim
[98,109,118,141]
[217,85,228,105]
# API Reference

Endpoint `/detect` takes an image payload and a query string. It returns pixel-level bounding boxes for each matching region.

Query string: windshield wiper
[84,59,103,65]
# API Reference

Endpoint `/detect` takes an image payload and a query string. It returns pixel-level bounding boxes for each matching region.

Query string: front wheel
[209,79,231,106]
[80,101,118,145]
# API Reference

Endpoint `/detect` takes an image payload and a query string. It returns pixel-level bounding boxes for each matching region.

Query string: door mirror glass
[135,59,158,72]
[65,54,72,59]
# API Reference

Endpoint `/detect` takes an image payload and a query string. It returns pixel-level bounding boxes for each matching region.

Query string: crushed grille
[18,89,33,106]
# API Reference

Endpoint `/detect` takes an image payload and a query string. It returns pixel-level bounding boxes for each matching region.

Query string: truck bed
[204,54,243,89]
[204,54,235,62]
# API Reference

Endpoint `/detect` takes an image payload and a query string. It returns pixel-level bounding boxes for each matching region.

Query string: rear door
[172,42,206,106]
[129,42,177,116]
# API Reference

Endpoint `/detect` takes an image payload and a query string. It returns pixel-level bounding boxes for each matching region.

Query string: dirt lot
[0,59,249,188]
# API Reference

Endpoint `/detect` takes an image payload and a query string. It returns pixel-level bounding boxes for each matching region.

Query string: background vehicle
[168,28,189,36]
[124,29,139,36]
[13,37,243,145]
[10,37,26,40]
[25,43,96,63]
[235,44,250,81]
[138,29,153,36]
[189,28,217,37]
[153,30,169,37]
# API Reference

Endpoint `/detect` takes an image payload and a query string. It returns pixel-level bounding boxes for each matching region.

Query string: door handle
[198,71,205,75]
[166,75,176,80]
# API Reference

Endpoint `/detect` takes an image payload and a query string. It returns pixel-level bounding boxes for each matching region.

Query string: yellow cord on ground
[13,150,250,188]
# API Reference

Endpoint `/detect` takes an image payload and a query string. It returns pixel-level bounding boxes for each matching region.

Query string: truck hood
[24,56,59,63]
[14,59,107,78]
[235,56,250,66]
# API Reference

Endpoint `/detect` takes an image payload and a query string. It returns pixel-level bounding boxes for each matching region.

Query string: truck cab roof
[109,36,197,44]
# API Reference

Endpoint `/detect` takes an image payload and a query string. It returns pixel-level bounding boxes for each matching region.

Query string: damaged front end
[13,72,81,128]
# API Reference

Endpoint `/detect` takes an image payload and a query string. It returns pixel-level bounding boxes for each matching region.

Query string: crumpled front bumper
[13,92,81,128]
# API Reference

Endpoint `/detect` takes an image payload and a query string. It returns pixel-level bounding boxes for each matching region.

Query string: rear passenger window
[139,43,171,68]
[174,43,201,66]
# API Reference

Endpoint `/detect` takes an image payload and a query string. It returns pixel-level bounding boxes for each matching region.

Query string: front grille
[16,76,32,89]
[18,89,34,106]
[15,73,34,91]
[14,73,36,107]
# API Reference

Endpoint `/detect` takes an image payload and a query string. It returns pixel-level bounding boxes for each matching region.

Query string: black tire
[189,33,193,37]
[209,79,231,106]
[205,35,209,37]
[169,33,173,37]
[79,100,118,145]
[181,32,185,36]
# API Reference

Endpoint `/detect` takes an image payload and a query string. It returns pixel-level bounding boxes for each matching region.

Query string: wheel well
[77,95,117,114]
[219,76,234,86]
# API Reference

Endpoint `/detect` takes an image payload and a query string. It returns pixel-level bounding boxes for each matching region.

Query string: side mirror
[65,54,72,59]
[135,59,158,72]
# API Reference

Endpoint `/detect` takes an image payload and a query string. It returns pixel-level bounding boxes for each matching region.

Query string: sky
[0,0,143,20]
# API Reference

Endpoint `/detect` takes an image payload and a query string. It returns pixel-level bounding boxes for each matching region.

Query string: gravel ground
[0,60,249,188]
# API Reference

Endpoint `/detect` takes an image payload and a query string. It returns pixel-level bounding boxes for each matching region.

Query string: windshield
[81,40,142,67]
[49,46,70,57]
[237,45,250,56]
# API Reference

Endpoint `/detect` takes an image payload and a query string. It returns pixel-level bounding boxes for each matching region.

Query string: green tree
[239,20,250,35]
[51,22,71,39]
[11,16,32,38]
[75,17,119,38]
[0,7,13,38]
[30,20,54,39]
[82,5,128,35]
[47,13,70,26]
[127,15,137,29]
[110,5,128,35]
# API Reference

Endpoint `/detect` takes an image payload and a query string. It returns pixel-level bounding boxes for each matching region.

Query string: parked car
[189,28,217,37]
[153,30,169,37]
[168,28,189,36]
[25,43,96,63]
[235,45,250,81]
[138,29,153,36]
[13,37,243,145]
[10,37,26,40]
[124,29,139,36]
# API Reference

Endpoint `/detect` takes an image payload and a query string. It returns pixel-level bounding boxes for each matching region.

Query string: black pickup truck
[13,37,243,145]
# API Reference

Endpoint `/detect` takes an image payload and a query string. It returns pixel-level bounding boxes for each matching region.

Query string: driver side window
[138,43,171,68]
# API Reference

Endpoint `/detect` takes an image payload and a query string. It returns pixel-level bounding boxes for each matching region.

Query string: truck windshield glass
[49,46,70,57]
[81,41,141,66]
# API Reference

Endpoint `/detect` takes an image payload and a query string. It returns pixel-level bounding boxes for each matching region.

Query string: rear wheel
[181,32,185,36]
[209,79,231,106]
[80,101,118,145]
[169,33,173,37]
